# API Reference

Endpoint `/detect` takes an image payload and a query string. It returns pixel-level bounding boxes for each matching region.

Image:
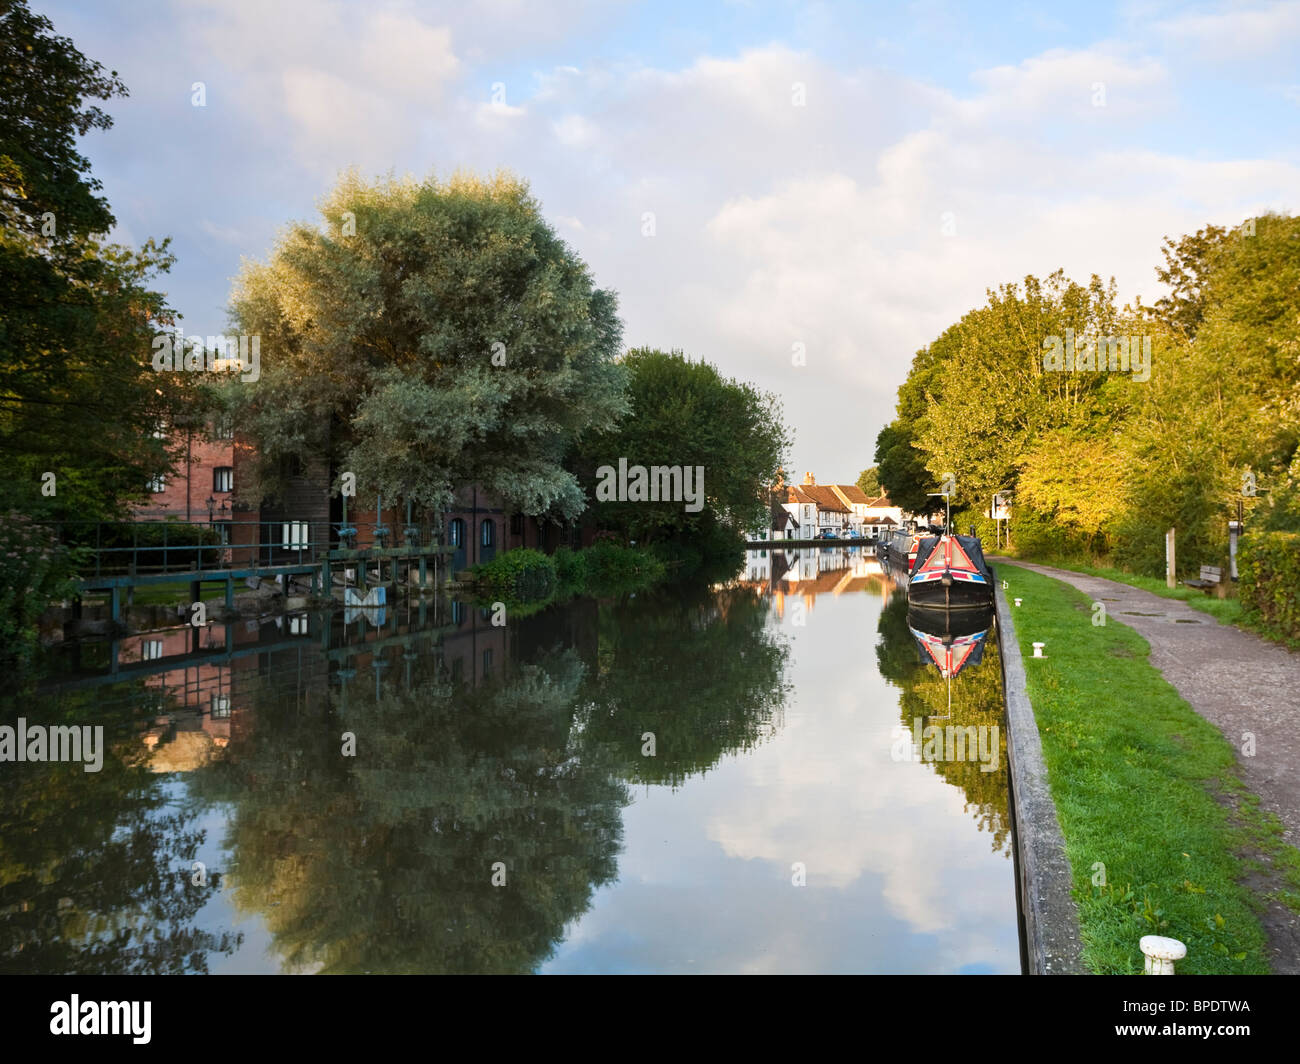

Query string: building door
[449,518,466,573]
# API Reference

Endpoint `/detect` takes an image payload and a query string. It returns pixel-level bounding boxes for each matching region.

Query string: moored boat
[905,533,993,608]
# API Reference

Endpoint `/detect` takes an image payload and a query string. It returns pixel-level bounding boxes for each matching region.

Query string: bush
[65,521,225,572]
[581,542,666,594]
[1239,531,1300,643]
[471,548,557,600]
[552,545,588,590]
[1,512,82,679]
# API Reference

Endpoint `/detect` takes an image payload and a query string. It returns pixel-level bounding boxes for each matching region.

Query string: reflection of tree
[190,645,627,974]
[0,690,240,974]
[875,595,1010,854]
[580,585,792,787]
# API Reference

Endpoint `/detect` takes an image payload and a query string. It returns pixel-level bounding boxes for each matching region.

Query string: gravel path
[996,559,1300,972]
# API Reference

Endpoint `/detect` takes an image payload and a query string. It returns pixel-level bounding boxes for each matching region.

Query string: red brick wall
[133,428,235,524]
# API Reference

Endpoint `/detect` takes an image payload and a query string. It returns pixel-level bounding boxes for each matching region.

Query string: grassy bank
[1008,554,1244,626]
[999,562,1294,974]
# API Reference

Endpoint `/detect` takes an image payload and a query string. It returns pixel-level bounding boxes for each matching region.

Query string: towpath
[996,558,1300,972]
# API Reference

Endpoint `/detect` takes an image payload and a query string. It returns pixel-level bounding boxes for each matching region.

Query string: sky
[38,0,1300,479]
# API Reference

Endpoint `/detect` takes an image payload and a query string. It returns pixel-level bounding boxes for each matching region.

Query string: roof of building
[785,485,817,505]
[864,494,895,508]
[831,484,873,505]
[801,485,850,512]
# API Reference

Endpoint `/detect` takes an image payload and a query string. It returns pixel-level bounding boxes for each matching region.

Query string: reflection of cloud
[544,592,1018,973]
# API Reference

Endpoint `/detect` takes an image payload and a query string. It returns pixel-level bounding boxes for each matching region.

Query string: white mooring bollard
[1032,642,1045,658]
[1140,935,1186,974]
[1014,597,1022,607]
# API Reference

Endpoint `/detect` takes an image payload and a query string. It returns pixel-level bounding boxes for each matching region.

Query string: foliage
[0,511,81,680]
[0,2,190,524]
[581,541,666,594]
[855,466,880,497]
[471,548,557,601]
[578,348,791,544]
[225,170,626,523]
[1238,531,1300,644]
[876,214,1299,577]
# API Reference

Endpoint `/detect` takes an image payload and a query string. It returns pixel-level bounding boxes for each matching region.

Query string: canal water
[1,546,1019,974]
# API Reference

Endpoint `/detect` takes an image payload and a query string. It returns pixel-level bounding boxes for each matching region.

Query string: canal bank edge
[995,573,1087,974]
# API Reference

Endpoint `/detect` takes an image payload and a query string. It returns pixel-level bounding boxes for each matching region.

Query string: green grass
[999,562,1291,974]
[78,581,231,607]
[1016,555,1244,626]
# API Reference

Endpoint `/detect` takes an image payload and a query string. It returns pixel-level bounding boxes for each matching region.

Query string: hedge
[1239,531,1300,643]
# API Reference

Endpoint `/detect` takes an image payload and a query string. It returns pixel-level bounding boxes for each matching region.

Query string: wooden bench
[1182,565,1222,593]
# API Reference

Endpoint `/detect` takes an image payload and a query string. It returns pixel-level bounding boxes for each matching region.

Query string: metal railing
[58,518,451,580]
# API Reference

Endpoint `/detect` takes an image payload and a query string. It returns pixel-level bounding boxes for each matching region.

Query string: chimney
[803,472,815,486]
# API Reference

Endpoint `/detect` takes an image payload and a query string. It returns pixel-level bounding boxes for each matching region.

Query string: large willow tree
[226,170,628,521]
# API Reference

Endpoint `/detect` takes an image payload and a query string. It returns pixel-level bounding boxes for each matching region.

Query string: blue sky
[39,0,1300,476]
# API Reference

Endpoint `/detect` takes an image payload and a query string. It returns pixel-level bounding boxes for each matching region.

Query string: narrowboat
[904,533,994,608]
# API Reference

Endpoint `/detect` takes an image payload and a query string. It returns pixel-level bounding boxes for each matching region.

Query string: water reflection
[3,548,1017,973]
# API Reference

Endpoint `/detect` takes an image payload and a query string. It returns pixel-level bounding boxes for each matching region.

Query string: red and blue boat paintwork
[905,533,994,609]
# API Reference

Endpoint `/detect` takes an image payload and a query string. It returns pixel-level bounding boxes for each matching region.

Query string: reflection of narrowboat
[905,533,994,609]
[907,604,995,678]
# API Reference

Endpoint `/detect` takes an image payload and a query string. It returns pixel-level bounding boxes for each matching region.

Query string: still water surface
[2,546,1018,974]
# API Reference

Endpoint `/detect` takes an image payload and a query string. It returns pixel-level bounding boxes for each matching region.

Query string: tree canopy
[225,170,627,522]
[0,0,186,523]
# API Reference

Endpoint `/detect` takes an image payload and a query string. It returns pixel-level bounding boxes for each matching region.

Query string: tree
[579,348,791,543]
[225,170,627,523]
[855,466,880,497]
[1142,224,1231,340]
[0,1,187,524]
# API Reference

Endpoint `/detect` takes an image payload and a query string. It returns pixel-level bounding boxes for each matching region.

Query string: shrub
[552,546,587,590]
[582,542,666,594]
[1,512,82,678]
[471,548,557,600]
[65,521,224,573]
[1239,531,1300,643]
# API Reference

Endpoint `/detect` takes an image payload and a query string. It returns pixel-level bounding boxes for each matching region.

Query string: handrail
[56,518,449,578]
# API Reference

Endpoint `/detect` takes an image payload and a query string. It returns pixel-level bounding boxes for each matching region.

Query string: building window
[480,519,494,548]
[142,639,164,660]
[210,694,231,720]
[213,414,234,440]
[288,614,308,635]
[510,513,523,536]
[448,518,464,548]
[148,474,167,494]
[450,600,464,626]
[213,466,233,493]
[451,657,464,682]
[482,648,493,675]
[214,521,231,546]
[282,521,309,549]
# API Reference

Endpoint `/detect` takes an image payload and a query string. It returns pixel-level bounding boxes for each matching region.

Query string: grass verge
[1000,562,1294,974]
[1012,554,1243,626]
